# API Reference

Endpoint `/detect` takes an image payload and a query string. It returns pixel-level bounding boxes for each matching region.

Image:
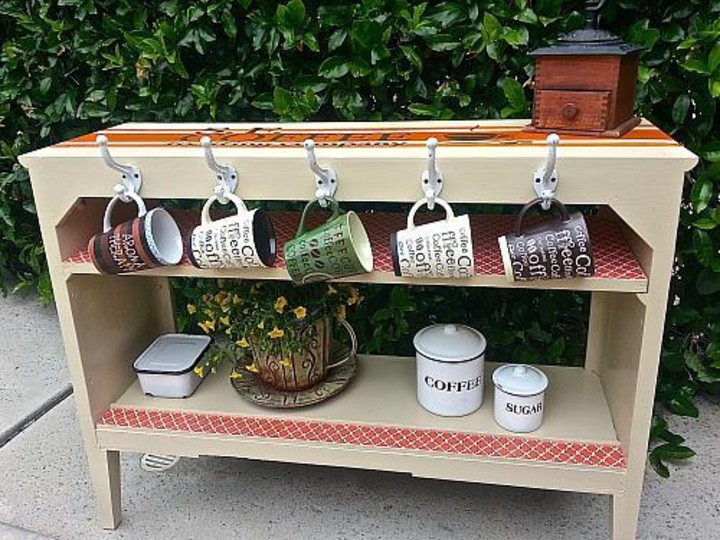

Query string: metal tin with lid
[133,334,212,398]
[414,324,486,416]
[492,364,548,433]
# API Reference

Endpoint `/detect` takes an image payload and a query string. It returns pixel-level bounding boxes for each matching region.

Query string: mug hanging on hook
[304,139,337,208]
[201,136,238,204]
[96,135,142,202]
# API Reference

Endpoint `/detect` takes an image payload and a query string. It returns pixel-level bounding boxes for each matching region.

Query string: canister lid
[133,334,212,375]
[413,324,486,363]
[492,364,548,396]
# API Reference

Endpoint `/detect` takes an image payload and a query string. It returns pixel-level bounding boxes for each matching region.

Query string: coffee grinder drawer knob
[562,103,579,120]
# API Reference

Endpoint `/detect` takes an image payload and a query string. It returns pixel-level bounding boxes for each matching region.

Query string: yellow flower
[221,305,230,313]
[219,315,230,326]
[230,370,243,379]
[194,365,204,378]
[186,303,197,314]
[236,338,250,348]
[347,286,361,305]
[336,304,347,320]
[293,306,307,320]
[268,326,285,339]
[257,320,265,330]
[225,327,232,335]
[198,319,215,333]
[245,362,260,373]
[214,292,224,303]
[232,294,242,305]
[280,358,292,367]
[274,296,288,314]
[327,284,338,295]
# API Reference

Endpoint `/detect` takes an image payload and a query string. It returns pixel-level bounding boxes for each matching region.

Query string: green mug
[284,198,373,284]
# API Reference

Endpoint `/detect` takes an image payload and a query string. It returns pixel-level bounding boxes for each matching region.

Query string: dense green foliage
[1,0,718,476]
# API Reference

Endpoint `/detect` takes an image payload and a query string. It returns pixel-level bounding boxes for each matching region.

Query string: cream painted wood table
[19,120,697,540]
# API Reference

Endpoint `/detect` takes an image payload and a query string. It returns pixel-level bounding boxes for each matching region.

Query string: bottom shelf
[96,355,626,495]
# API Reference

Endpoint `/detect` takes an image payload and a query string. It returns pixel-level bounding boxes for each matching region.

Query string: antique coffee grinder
[526,0,642,137]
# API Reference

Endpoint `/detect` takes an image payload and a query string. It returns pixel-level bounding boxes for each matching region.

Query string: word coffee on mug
[284,197,373,285]
[498,198,594,282]
[189,193,276,269]
[391,197,474,279]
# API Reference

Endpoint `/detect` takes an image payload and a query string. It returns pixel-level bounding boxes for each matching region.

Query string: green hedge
[1,0,718,475]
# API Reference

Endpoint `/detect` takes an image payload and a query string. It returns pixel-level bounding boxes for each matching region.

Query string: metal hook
[201,136,238,204]
[304,139,337,208]
[96,135,142,202]
[421,137,444,210]
[533,134,560,210]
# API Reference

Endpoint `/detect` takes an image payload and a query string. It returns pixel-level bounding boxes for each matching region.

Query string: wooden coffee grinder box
[527,0,642,137]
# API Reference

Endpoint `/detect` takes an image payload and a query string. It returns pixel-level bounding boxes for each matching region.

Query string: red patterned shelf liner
[65,210,646,282]
[98,406,626,469]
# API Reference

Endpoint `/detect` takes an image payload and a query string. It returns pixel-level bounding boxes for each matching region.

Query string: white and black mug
[188,193,276,269]
[390,197,474,279]
[498,198,594,282]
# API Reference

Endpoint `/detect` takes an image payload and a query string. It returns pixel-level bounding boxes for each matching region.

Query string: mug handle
[514,197,571,237]
[102,191,146,232]
[295,197,341,238]
[406,197,455,230]
[201,193,248,226]
[326,317,358,370]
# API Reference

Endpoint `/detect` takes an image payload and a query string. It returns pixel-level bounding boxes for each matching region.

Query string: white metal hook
[304,139,337,208]
[421,137,444,210]
[201,136,238,205]
[533,134,560,210]
[96,135,142,202]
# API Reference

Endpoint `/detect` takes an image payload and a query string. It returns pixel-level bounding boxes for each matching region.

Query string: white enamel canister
[133,334,212,398]
[414,324,486,416]
[492,364,548,433]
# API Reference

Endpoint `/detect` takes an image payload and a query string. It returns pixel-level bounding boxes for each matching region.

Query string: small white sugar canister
[492,364,548,433]
[414,324,486,416]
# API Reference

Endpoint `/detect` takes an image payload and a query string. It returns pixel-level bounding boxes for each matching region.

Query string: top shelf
[63,208,647,293]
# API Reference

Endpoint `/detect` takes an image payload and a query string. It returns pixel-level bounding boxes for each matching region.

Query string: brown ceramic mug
[498,198,594,282]
[89,192,183,274]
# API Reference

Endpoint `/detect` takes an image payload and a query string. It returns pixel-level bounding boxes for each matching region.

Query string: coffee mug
[89,192,183,274]
[284,197,373,285]
[498,198,595,282]
[188,193,276,269]
[390,197,474,278]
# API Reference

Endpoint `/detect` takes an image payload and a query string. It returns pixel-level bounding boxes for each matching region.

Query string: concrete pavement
[0,293,718,539]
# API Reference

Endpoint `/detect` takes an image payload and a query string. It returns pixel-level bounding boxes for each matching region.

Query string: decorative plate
[230,343,358,409]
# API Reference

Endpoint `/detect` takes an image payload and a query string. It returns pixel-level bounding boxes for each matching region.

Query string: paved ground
[0,293,718,539]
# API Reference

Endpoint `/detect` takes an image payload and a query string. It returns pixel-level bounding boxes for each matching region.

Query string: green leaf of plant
[400,45,422,70]
[672,94,691,124]
[696,268,720,295]
[691,176,714,213]
[692,217,718,230]
[272,87,293,115]
[503,27,529,47]
[648,451,670,478]
[693,229,714,266]
[318,56,349,79]
[668,394,700,418]
[482,12,502,42]
[408,103,439,117]
[501,78,527,111]
[652,443,696,461]
[708,42,720,73]
[328,29,347,52]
